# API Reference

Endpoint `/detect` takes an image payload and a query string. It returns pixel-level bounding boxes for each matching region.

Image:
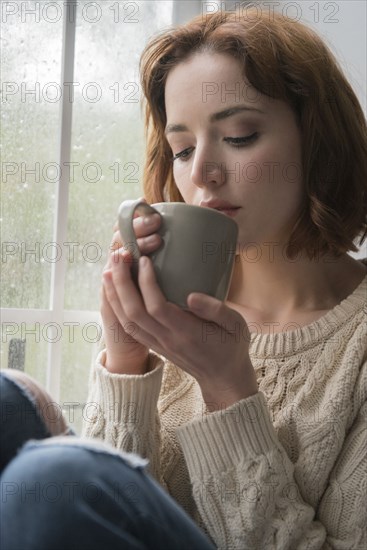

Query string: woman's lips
[214,207,241,218]
[199,200,241,217]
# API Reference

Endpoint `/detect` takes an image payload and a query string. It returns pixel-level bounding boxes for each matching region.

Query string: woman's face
[164,52,304,248]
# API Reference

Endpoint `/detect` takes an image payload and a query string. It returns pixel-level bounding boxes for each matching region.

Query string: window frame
[1,0,202,400]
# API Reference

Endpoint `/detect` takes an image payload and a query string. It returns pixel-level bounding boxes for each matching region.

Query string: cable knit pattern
[83,264,367,549]
[83,352,164,479]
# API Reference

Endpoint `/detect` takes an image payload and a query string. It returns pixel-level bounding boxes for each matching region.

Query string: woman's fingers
[109,213,162,256]
[101,271,125,324]
[108,251,193,359]
[110,232,122,251]
[109,250,162,337]
[137,233,162,254]
[103,267,159,349]
[187,292,251,343]
[100,276,114,316]
[111,212,161,240]
[132,212,161,238]
[137,256,203,343]
[137,256,179,324]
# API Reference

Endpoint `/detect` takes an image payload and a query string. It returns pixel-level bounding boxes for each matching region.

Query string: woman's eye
[224,132,258,147]
[172,147,193,162]
[171,132,258,162]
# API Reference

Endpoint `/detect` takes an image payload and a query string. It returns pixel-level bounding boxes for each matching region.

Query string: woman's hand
[101,206,162,374]
[103,248,258,409]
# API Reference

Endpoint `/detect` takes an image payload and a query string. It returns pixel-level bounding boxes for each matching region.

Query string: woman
[1,8,366,549]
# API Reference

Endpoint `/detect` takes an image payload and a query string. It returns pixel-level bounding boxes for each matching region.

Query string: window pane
[59,322,101,435]
[63,0,173,310]
[1,323,48,386]
[1,2,63,308]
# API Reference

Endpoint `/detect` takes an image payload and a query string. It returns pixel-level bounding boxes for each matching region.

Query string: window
[1,0,183,434]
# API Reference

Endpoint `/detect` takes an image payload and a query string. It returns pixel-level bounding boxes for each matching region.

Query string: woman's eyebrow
[165,105,265,135]
[211,105,265,122]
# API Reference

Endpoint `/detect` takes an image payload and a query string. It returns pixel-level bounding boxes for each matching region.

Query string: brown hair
[139,8,367,259]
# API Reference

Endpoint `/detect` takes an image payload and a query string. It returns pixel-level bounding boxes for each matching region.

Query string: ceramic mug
[118,199,238,309]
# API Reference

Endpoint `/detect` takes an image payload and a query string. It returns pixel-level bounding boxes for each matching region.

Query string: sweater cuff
[176,392,281,476]
[92,350,164,425]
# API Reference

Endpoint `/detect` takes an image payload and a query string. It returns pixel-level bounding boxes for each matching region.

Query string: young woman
[1,8,366,549]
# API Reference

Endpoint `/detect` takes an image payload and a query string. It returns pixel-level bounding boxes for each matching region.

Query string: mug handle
[117,199,161,271]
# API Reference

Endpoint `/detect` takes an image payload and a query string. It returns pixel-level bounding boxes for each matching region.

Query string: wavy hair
[139,8,367,258]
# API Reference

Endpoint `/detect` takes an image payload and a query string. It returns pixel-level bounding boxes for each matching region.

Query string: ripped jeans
[0,371,215,550]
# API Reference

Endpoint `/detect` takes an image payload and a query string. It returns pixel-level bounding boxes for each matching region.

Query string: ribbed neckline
[250,268,367,358]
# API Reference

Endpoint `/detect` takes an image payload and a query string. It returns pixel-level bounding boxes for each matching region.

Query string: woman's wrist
[104,350,150,375]
[200,360,259,411]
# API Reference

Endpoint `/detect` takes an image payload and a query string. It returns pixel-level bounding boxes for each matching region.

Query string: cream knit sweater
[83,266,367,549]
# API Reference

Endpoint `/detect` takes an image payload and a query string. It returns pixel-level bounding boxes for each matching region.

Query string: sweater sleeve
[176,391,367,549]
[82,349,164,480]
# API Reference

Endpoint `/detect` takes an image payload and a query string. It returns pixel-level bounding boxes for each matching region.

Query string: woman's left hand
[104,249,258,410]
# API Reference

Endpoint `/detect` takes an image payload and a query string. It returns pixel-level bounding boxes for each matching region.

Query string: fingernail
[143,214,159,226]
[112,248,127,263]
[187,293,204,310]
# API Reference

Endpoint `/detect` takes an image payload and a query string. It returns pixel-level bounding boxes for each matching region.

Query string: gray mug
[118,199,238,309]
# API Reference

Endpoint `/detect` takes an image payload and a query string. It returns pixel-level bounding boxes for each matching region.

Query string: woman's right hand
[101,206,162,374]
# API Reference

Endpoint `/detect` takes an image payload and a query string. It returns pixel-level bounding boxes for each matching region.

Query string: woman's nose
[190,147,226,188]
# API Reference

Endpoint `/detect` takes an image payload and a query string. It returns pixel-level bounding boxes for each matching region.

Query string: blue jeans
[0,372,215,549]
